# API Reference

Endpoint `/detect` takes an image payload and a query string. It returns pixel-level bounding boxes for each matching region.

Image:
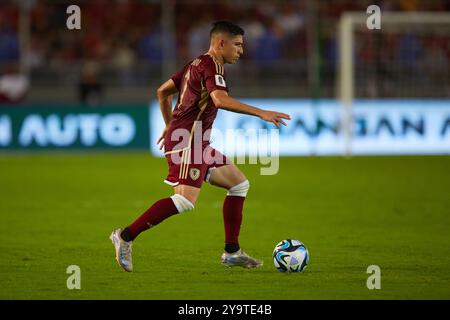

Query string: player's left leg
[208,164,263,268]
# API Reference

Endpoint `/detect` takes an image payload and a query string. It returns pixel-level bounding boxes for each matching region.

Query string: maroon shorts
[164,145,231,188]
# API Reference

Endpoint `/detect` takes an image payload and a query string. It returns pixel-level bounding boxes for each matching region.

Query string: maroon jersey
[164,53,228,154]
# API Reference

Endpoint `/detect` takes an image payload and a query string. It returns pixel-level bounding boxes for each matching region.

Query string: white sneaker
[221,249,263,269]
[110,229,133,272]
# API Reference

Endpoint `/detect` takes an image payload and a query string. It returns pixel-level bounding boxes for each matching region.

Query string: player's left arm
[156,79,178,149]
[203,61,290,128]
[211,90,290,129]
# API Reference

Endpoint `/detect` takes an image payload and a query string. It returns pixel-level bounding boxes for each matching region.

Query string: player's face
[223,35,244,64]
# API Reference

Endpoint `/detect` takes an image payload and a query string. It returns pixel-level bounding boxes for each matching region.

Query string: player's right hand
[260,110,291,129]
[157,126,169,150]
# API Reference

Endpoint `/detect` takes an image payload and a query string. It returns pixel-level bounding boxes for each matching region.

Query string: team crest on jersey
[215,74,226,87]
[189,168,201,181]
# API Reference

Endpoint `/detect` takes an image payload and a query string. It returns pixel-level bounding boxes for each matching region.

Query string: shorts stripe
[182,149,188,179]
[183,148,191,179]
[179,149,185,179]
[179,148,191,180]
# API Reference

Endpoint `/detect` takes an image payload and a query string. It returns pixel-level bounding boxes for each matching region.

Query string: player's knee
[170,194,195,213]
[227,179,250,197]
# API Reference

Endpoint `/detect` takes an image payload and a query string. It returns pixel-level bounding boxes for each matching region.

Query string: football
[273,239,309,272]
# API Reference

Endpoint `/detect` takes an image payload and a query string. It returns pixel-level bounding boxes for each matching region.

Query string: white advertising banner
[150,99,450,156]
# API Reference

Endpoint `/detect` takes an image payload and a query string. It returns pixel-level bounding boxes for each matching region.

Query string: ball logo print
[273,239,309,273]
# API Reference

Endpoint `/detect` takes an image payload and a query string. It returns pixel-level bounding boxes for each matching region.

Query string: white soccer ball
[273,239,309,272]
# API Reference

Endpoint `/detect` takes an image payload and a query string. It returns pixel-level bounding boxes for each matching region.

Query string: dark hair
[210,21,244,38]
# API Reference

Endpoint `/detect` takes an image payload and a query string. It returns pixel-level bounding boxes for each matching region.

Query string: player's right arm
[156,79,178,149]
[157,79,178,126]
[156,66,188,149]
[211,90,290,129]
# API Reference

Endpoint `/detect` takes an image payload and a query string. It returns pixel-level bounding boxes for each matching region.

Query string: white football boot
[110,229,133,272]
[221,249,263,269]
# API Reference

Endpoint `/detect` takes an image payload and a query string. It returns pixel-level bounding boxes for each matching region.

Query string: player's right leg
[111,185,199,272]
[110,144,202,272]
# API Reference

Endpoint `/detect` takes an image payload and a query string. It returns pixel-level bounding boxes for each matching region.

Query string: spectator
[253,20,283,63]
[78,61,103,106]
[111,40,136,87]
[0,64,29,104]
[137,25,163,62]
[397,33,423,68]
[187,18,211,59]
[0,12,19,62]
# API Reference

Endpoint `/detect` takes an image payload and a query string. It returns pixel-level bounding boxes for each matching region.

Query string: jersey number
[178,68,191,111]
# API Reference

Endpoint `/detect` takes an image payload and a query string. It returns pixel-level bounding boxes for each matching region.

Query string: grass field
[0,153,449,299]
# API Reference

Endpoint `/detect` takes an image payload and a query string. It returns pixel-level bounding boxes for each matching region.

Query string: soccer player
[110,21,290,272]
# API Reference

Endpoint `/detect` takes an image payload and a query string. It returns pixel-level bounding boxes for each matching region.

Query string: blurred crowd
[0,0,307,68]
[0,0,447,64]
[0,0,449,102]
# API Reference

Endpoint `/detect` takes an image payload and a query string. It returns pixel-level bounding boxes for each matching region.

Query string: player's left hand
[260,110,291,129]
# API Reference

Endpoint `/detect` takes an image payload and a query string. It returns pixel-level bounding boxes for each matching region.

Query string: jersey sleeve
[202,59,229,94]
[170,67,185,91]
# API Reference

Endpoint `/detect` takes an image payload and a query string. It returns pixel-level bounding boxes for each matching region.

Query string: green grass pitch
[0,153,449,299]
